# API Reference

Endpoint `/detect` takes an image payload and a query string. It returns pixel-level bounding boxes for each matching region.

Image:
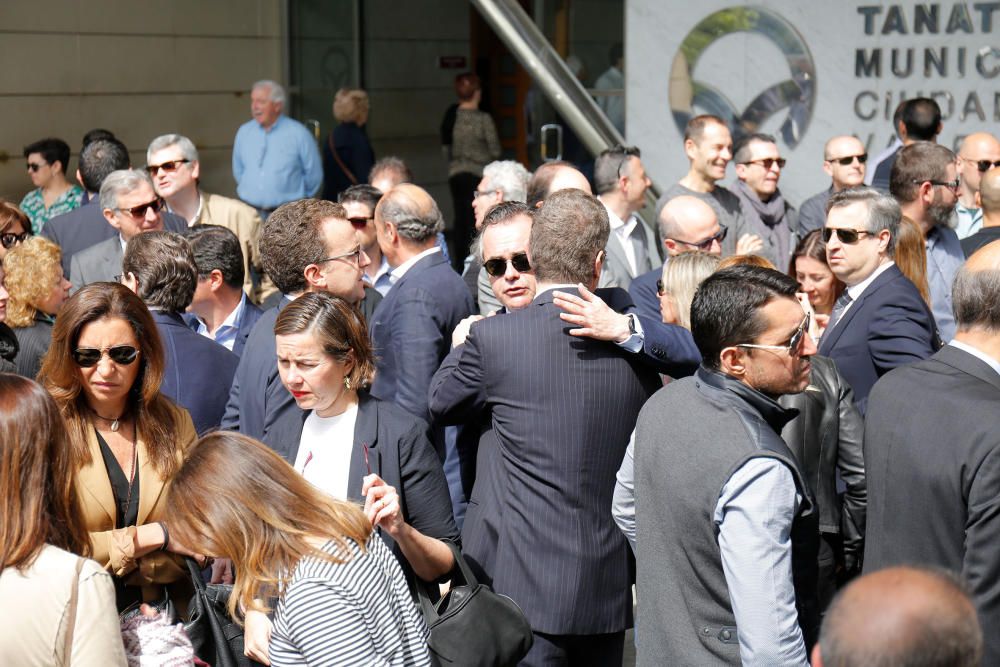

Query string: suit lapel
[136,433,165,525]
[820,265,898,353]
[934,345,1000,394]
[604,233,633,279]
[349,395,380,500]
[77,428,116,525]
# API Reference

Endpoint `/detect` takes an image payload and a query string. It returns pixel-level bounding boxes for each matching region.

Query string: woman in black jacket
[321,88,375,201]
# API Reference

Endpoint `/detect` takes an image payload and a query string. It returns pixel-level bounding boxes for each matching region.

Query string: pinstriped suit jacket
[429,288,659,635]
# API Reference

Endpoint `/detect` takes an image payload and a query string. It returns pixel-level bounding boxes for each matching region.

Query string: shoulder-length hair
[895,216,931,306]
[37,282,181,476]
[4,236,61,328]
[662,251,721,329]
[166,432,373,622]
[0,374,90,570]
[274,292,376,390]
[789,229,846,302]
[0,200,30,234]
[332,88,369,125]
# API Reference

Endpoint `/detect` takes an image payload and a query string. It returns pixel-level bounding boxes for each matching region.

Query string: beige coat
[200,191,277,304]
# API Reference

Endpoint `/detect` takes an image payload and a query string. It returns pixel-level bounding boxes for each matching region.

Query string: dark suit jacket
[628,265,661,324]
[263,392,459,569]
[863,345,1000,665]
[232,299,263,358]
[428,289,660,635]
[817,264,940,413]
[12,315,54,380]
[151,311,239,435]
[870,146,900,192]
[369,251,474,431]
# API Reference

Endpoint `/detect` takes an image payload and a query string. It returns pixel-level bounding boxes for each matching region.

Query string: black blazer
[863,345,1000,665]
[12,315,53,380]
[152,311,239,435]
[429,289,660,635]
[262,392,459,564]
[817,264,940,413]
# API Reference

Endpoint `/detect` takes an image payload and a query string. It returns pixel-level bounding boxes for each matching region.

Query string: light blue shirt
[955,203,984,239]
[194,292,248,351]
[364,256,393,296]
[926,225,965,342]
[232,115,322,209]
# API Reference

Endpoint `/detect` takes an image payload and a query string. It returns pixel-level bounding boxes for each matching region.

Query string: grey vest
[635,367,819,665]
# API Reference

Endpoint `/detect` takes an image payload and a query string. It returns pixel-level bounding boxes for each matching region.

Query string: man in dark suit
[863,241,1000,665]
[818,187,939,413]
[185,224,262,357]
[430,189,660,665]
[121,231,238,435]
[368,183,474,433]
[220,199,381,440]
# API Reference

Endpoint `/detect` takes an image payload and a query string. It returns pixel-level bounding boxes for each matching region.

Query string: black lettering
[855,91,878,120]
[885,91,897,120]
[995,92,1000,121]
[892,49,914,77]
[858,5,883,34]
[883,5,909,33]
[856,48,882,77]
[977,47,1000,77]
[947,2,975,32]
[924,47,947,76]
[914,4,940,32]
[931,91,955,119]
[958,46,967,76]
[974,2,1000,31]
[960,91,986,121]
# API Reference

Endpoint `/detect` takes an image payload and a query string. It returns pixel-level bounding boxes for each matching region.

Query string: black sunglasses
[827,153,868,166]
[116,197,164,220]
[347,216,372,230]
[72,345,140,368]
[145,159,190,175]
[26,162,47,172]
[822,227,871,244]
[670,224,728,251]
[0,231,30,249]
[742,157,786,170]
[484,252,531,278]
[972,159,1000,172]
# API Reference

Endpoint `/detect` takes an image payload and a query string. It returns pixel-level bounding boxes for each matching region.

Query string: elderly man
[147,133,272,303]
[731,132,798,267]
[799,135,868,235]
[890,142,964,341]
[232,80,322,217]
[955,132,1000,238]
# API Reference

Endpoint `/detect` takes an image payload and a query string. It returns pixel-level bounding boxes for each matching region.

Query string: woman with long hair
[658,251,721,328]
[38,282,200,613]
[166,432,432,666]
[895,216,932,306]
[0,199,31,261]
[0,374,126,665]
[790,229,846,340]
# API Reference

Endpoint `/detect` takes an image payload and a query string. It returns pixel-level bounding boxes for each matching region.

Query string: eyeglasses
[484,252,531,278]
[347,216,372,230]
[967,159,1000,172]
[72,345,140,368]
[145,159,190,176]
[656,279,667,296]
[116,197,164,220]
[26,162,47,172]
[316,247,363,266]
[741,157,786,170]
[822,227,871,244]
[0,231,30,249]
[826,154,868,166]
[473,189,498,201]
[736,314,811,355]
[669,224,728,251]
[913,178,960,192]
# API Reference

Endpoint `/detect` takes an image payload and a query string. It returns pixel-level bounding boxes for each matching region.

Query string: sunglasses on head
[0,231,30,249]
[822,227,871,244]
[145,159,190,176]
[72,345,139,368]
[484,252,531,278]
[827,153,868,166]
[117,197,164,220]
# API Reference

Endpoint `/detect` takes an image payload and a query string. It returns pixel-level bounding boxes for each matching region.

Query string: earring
[344,377,352,391]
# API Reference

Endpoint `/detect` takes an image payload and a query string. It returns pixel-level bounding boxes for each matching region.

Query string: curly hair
[3,236,62,328]
[333,88,369,125]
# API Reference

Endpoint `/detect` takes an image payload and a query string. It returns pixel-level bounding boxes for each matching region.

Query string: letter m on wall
[856,48,881,77]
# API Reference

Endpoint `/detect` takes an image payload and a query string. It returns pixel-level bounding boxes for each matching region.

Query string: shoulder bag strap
[328,133,359,185]
[63,557,86,666]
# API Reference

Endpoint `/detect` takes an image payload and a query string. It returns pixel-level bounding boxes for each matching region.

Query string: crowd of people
[1,78,998,667]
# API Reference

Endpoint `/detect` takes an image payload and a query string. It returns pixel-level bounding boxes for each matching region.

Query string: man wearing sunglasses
[818,187,939,413]
[634,265,819,667]
[339,184,392,295]
[732,133,798,268]
[955,132,1000,239]
[800,136,868,236]
[890,142,964,341]
[146,133,273,304]
[961,169,1000,257]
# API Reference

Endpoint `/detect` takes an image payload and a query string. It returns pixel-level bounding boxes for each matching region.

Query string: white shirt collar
[949,340,1000,378]
[847,260,895,301]
[390,246,441,282]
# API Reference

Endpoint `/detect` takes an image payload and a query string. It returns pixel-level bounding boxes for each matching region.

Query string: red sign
[438,56,467,69]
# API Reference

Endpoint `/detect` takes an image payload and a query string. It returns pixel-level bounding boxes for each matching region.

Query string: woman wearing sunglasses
[0,200,31,262]
[38,283,201,613]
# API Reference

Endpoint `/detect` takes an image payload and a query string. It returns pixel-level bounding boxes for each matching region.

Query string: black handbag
[417,542,533,667]
[184,558,261,667]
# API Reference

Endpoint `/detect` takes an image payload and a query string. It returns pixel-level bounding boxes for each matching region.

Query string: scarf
[734,180,793,265]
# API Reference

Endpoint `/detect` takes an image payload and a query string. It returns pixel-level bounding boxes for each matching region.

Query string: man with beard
[890,142,964,341]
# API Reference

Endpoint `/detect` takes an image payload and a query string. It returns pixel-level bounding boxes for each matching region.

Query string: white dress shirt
[293,402,359,500]
[388,246,441,287]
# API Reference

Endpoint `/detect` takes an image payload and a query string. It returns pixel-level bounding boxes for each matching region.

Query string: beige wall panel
[0,34,83,93]
[171,36,283,92]
[168,0,282,37]
[0,1,82,32]
[76,35,177,94]
[76,1,175,35]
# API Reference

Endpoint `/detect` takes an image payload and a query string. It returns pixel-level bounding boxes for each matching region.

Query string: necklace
[91,406,126,432]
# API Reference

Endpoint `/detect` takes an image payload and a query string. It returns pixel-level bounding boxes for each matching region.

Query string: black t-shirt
[96,428,142,611]
[961,227,1000,258]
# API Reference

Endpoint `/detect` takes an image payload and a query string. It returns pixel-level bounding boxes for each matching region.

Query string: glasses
[669,224,728,251]
[145,159,190,175]
[736,314,811,355]
[826,154,868,166]
[347,216,372,230]
[26,162,47,172]
[316,247,363,266]
[116,197,164,220]
[484,252,531,278]
[741,157,786,170]
[822,227,871,244]
[472,189,498,200]
[967,159,1000,172]
[72,345,140,368]
[0,231,30,249]
[914,178,960,191]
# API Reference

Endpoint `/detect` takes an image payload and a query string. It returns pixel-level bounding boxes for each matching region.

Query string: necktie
[825,291,853,334]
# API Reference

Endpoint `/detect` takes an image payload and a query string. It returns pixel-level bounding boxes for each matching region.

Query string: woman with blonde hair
[0,374,126,665]
[657,251,721,328]
[166,432,432,666]
[4,235,71,378]
[322,87,375,201]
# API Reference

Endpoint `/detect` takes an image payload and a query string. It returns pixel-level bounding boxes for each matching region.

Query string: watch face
[628,313,637,334]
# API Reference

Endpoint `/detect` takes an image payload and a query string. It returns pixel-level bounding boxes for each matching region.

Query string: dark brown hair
[454,72,481,102]
[259,199,348,295]
[529,189,609,284]
[38,283,181,476]
[526,160,575,208]
[0,374,90,570]
[122,231,197,313]
[889,142,956,204]
[0,199,31,234]
[684,114,727,144]
[789,229,846,301]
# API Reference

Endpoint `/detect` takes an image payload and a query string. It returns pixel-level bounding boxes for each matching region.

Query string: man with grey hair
[148,133,273,303]
[862,241,1000,664]
[369,183,474,435]
[232,79,322,217]
[69,168,168,290]
[817,186,939,412]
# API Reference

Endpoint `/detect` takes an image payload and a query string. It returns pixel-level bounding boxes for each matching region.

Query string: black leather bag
[417,542,533,667]
[183,558,258,667]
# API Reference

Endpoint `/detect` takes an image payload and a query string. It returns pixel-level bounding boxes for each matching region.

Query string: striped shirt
[269,535,432,667]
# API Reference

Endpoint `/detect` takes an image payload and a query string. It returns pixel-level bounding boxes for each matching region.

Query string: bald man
[864,240,1000,665]
[961,167,1000,257]
[955,132,1000,238]
[799,135,868,235]
[813,567,982,667]
[525,160,592,208]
